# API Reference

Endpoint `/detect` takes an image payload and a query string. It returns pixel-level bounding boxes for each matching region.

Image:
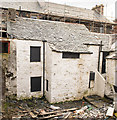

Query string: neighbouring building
[0,0,117,103]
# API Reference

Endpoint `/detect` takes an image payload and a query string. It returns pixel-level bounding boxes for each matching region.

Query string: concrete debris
[50,105,61,110]
[106,107,114,116]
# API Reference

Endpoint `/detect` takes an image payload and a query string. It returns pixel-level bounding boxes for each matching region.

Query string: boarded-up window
[46,80,48,91]
[0,41,10,53]
[62,52,80,58]
[31,77,41,92]
[30,46,41,62]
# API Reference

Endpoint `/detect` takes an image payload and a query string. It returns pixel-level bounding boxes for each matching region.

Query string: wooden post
[104,24,107,34]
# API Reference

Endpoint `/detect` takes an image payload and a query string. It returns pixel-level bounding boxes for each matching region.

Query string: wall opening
[89,71,95,88]
[0,41,10,53]
[30,46,41,62]
[46,80,48,91]
[62,52,80,58]
[31,77,41,92]
[0,32,7,38]
[101,52,109,74]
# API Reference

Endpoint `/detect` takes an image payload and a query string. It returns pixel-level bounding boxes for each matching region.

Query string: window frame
[62,52,80,59]
[31,76,41,92]
[30,46,41,62]
[0,41,10,54]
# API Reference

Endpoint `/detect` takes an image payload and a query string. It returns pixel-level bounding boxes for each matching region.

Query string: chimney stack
[92,4,104,15]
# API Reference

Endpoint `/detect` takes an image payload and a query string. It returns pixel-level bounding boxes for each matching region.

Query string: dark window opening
[46,80,48,91]
[21,12,27,17]
[31,77,41,92]
[113,85,117,93]
[62,52,80,58]
[102,52,109,74]
[0,41,10,53]
[89,71,95,88]
[0,32,7,38]
[30,46,41,62]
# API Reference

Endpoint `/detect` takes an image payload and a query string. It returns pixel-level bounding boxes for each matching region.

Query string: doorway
[102,52,109,74]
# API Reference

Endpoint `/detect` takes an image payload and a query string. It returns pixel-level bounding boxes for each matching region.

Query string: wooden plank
[39,107,79,116]
[29,112,37,118]
[39,113,63,120]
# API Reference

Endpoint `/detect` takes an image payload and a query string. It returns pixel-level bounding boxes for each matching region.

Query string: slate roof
[40,2,112,24]
[0,0,113,24]
[7,17,112,53]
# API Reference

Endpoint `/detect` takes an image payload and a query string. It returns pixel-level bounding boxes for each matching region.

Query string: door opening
[102,52,109,74]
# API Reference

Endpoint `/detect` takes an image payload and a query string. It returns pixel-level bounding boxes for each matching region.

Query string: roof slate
[0,0,113,24]
[7,17,112,53]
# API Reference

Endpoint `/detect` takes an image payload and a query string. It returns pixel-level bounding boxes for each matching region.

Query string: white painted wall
[95,70,105,97]
[87,45,99,71]
[106,59,116,85]
[45,43,53,102]
[105,58,117,96]
[46,45,103,103]
[17,40,43,98]
[49,51,96,103]
[15,40,104,102]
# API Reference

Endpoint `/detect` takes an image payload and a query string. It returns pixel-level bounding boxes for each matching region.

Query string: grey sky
[45,0,116,21]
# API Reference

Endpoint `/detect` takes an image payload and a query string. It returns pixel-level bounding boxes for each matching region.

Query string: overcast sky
[44,0,117,21]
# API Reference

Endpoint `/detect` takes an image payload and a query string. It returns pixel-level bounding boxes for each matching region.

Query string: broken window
[89,71,95,88]
[46,80,48,91]
[30,46,41,62]
[0,41,10,53]
[31,77,41,92]
[62,52,80,58]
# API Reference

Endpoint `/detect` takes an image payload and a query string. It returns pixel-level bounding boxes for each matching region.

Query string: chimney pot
[92,4,104,15]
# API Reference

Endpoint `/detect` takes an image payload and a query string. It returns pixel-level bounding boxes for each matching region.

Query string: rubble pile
[1,95,117,120]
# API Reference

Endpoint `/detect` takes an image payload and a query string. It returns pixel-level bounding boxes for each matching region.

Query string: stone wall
[0,40,17,96]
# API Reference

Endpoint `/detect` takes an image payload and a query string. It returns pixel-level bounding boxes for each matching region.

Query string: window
[46,80,48,91]
[113,85,117,93]
[30,46,41,62]
[31,77,41,92]
[0,41,10,53]
[89,71,95,81]
[0,31,7,38]
[89,71,95,88]
[62,52,80,58]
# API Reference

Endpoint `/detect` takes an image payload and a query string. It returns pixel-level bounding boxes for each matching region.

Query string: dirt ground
[1,95,116,120]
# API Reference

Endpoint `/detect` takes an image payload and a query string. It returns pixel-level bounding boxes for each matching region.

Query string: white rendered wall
[45,43,53,102]
[95,70,105,97]
[17,40,43,98]
[49,51,97,103]
[106,59,116,85]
